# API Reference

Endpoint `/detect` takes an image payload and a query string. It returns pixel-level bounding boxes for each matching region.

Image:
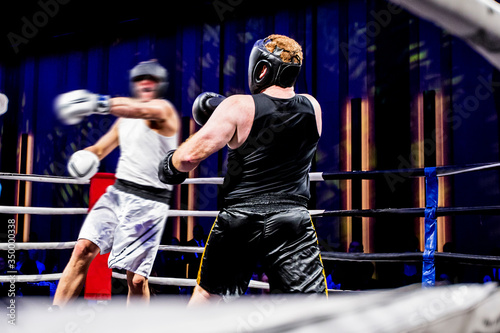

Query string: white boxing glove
[54,89,111,125]
[0,93,9,116]
[67,150,100,180]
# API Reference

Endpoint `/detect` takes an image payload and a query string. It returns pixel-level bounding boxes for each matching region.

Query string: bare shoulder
[220,95,255,148]
[147,99,179,135]
[223,94,254,108]
[217,94,255,120]
[152,98,177,111]
[299,93,321,108]
[153,98,179,122]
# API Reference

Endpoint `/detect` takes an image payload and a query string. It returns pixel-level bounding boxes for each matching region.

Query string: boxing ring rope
[319,162,500,180]
[6,205,500,218]
[320,252,500,265]
[2,241,499,265]
[2,162,500,289]
[0,171,325,184]
[1,162,499,183]
[0,272,270,289]
[318,206,500,217]
[0,242,204,254]
[3,240,500,264]
[0,207,89,215]
[0,273,62,283]
[109,272,270,289]
[0,173,89,184]
[0,206,224,216]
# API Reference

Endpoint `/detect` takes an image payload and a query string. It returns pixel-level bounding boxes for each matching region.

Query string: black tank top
[222,93,320,203]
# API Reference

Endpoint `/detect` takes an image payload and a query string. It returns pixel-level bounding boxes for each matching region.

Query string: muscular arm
[84,119,120,160]
[110,97,171,120]
[172,95,253,172]
[109,98,179,136]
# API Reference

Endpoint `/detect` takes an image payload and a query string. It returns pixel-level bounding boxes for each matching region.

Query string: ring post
[84,173,115,300]
[422,167,438,287]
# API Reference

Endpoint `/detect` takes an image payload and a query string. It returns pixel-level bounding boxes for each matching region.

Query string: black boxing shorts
[196,194,327,299]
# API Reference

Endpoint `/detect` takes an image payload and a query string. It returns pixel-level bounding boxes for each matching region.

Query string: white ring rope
[158,245,204,254]
[0,206,326,216]
[0,206,89,215]
[0,242,77,250]
[0,172,324,184]
[111,272,270,289]
[309,172,324,181]
[114,272,198,287]
[183,177,223,184]
[0,173,89,184]
[185,173,324,183]
[437,162,500,177]
[168,210,217,217]
[0,242,205,253]
[0,273,62,283]
[0,206,222,216]
[0,271,270,289]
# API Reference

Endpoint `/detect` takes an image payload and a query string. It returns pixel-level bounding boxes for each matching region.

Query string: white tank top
[115,118,178,191]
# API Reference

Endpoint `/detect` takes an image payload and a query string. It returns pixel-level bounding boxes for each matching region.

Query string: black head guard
[248,37,302,94]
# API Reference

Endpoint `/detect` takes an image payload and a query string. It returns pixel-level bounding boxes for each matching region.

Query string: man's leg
[126,271,150,304]
[188,284,221,306]
[187,209,256,306]
[264,209,328,295]
[53,239,100,307]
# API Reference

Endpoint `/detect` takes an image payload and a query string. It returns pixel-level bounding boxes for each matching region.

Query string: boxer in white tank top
[53,61,180,307]
[116,118,177,190]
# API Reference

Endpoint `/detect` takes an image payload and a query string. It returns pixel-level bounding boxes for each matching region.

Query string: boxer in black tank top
[223,93,319,201]
[159,35,327,303]
[198,93,326,298]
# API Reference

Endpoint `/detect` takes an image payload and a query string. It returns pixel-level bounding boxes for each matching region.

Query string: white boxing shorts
[78,180,170,278]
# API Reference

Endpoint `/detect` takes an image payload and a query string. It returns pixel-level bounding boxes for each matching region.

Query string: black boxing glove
[192,92,226,126]
[158,149,188,185]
